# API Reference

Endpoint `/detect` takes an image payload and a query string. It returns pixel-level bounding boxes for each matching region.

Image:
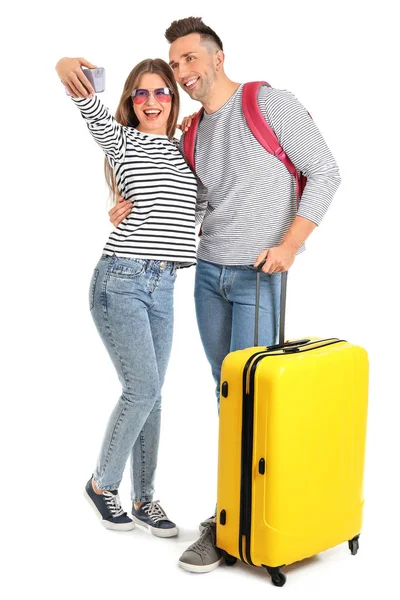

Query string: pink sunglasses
[131,88,173,104]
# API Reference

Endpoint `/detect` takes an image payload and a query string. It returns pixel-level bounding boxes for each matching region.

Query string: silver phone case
[65,67,105,95]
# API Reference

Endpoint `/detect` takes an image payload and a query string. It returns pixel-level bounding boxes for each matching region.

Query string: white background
[1,0,399,598]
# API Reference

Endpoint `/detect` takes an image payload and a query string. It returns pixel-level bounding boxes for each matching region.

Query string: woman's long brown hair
[104,58,180,205]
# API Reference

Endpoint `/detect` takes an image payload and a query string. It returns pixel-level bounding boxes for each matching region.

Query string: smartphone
[65,67,105,96]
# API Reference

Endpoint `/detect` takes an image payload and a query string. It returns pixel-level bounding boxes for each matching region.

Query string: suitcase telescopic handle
[255,260,288,347]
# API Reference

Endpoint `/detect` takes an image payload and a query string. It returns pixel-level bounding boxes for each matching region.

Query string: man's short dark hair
[165,17,223,51]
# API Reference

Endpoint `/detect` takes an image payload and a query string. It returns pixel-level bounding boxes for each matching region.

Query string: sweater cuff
[70,95,98,106]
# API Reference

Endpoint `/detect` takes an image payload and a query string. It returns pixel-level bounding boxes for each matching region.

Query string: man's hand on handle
[254,242,297,274]
[254,216,317,274]
[55,57,97,98]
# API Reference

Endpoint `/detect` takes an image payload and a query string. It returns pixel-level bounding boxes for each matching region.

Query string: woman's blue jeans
[89,254,177,502]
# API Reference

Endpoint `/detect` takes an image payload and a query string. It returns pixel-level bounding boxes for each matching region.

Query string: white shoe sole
[178,557,223,573]
[84,488,135,531]
[131,515,179,537]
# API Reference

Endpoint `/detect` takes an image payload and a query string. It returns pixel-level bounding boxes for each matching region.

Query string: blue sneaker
[84,478,135,531]
[131,501,178,537]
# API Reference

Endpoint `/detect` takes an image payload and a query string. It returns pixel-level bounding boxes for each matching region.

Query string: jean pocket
[109,258,145,279]
[89,269,99,310]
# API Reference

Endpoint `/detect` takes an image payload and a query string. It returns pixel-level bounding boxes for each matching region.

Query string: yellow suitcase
[216,269,369,586]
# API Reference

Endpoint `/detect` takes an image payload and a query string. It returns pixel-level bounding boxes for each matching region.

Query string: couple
[56,17,341,574]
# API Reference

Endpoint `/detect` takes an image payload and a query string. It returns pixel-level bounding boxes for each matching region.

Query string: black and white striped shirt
[72,95,198,266]
[186,84,341,265]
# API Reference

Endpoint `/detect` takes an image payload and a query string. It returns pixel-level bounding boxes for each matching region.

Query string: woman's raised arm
[56,57,127,163]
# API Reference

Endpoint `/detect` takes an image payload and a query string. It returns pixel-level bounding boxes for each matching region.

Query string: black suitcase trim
[238,339,344,566]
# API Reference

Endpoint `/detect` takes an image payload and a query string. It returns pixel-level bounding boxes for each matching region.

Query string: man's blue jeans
[194,258,281,406]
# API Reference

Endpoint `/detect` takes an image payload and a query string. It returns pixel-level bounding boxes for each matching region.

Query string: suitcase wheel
[265,566,287,587]
[221,550,237,566]
[348,534,360,556]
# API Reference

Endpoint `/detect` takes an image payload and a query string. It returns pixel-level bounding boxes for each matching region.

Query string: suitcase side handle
[255,260,287,346]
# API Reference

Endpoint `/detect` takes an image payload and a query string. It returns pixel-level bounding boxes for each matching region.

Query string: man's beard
[188,72,214,103]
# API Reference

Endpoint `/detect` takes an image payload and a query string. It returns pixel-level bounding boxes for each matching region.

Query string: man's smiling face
[169,33,218,103]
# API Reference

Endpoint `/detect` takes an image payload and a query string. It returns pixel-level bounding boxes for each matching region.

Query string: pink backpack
[183,81,307,209]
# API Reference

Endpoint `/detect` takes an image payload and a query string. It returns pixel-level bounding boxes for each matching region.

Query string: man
[165,16,341,574]
[111,17,341,573]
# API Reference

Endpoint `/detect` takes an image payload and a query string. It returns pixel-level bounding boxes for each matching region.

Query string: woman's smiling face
[133,73,173,136]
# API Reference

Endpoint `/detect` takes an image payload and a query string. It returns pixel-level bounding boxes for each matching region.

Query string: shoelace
[103,491,125,518]
[142,501,168,523]
[190,523,216,553]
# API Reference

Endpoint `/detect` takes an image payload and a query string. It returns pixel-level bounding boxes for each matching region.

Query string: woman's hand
[55,57,98,98]
[109,196,133,227]
[177,112,198,133]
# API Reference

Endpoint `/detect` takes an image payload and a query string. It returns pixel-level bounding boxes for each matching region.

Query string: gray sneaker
[199,515,216,533]
[179,521,223,573]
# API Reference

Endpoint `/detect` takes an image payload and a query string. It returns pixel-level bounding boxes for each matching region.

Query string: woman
[56,56,198,536]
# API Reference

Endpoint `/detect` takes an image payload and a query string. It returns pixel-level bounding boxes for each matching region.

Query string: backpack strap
[242,81,302,201]
[182,108,204,236]
[183,108,204,171]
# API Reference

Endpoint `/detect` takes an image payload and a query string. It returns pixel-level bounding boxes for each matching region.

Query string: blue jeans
[194,258,281,406]
[89,254,177,502]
